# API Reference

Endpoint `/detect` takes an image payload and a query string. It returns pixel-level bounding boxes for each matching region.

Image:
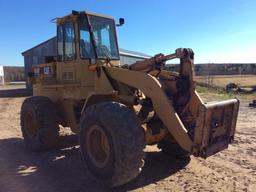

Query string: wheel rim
[86,125,110,168]
[24,111,37,138]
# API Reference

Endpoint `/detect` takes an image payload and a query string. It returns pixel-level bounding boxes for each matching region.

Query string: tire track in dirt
[0,98,255,192]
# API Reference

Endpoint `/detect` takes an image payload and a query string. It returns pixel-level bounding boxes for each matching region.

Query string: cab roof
[54,11,114,24]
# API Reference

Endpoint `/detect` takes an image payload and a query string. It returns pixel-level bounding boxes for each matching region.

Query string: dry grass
[196,75,256,87]
[196,85,256,101]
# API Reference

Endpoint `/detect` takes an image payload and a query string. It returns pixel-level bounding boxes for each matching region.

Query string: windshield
[79,15,119,60]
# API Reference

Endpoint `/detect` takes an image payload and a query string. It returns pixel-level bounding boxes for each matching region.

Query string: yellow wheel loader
[21,11,239,187]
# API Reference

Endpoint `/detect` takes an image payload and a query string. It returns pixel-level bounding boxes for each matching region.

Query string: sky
[0,0,256,66]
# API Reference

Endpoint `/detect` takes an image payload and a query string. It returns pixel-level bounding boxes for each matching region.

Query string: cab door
[56,21,77,84]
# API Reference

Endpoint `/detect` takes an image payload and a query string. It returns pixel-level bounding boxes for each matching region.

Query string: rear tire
[158,139,190,159]
[20,96,59,151]
[79,102,145,187]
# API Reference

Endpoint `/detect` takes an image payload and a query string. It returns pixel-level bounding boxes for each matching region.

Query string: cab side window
[57,22,76,62]
[57,24,64,61]
[64,22,76,61]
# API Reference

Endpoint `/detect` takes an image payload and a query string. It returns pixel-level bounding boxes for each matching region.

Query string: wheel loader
[21,11,240,187]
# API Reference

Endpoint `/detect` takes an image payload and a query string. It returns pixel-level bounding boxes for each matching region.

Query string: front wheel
[79,102,145,187]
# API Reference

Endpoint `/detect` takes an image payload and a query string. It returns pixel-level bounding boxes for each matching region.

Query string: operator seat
[80,39,94,58]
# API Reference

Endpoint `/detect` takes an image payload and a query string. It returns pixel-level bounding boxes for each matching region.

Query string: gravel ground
[0,93,255,192]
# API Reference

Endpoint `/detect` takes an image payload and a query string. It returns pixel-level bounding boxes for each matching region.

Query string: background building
[0,66,25,85]
[21,37,256,90]
[22,37,151,89]
[3,66,25,82]
[0,66,4,85]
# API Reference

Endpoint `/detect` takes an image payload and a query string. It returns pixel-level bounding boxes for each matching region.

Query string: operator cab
[56,11,121,64]
[30,11,124,94]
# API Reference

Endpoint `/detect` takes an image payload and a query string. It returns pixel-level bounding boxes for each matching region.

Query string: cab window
[64,22,76,61]
[57,25,64,61]
[79,16,95,59]
[57,22,76,61]
[78,15,119,60]
[89,15,119,59]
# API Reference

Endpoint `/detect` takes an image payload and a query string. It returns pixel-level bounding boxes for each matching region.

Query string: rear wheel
[20,96,59,151]
[79,102,145,187]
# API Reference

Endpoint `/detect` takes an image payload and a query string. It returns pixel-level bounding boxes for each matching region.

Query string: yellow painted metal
[104,67,193,151]
[194,99,240,157]
[28,11,240,157]
[56,11,114,24]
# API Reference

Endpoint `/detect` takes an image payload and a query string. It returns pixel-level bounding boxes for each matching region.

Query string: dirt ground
[0,89,255,192]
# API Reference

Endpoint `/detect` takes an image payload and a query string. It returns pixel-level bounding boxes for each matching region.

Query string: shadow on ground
[0,136,190,192]
[0,89,31,98]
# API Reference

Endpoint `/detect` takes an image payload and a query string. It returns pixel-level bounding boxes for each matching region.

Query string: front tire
[79,102,145,187]
[20,96,59,151]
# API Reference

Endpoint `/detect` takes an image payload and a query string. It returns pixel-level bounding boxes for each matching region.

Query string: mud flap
[193,99,239,158]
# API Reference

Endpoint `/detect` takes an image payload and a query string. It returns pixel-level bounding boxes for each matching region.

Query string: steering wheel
[98,45,111,58]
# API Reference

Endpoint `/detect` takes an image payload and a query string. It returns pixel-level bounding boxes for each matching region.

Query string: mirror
[116,18,125,26]
[119,18,125,25]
